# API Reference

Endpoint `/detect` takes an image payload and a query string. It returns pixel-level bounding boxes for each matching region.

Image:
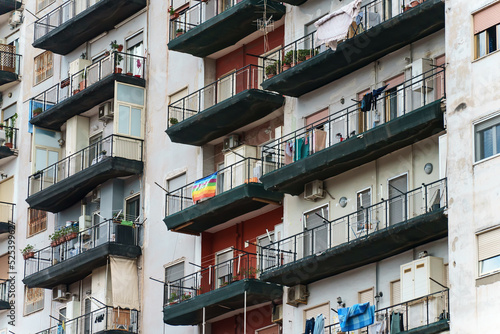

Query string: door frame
[387,172,409,225]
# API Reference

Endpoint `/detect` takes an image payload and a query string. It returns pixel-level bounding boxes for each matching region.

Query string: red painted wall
[210,305,277,334]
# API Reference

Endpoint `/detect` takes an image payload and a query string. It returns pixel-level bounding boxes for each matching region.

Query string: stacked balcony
[261,0,445,97]
[0,0,21,15]
[26,135,144,213]
[163,157,282,235]
[0,126,18,160]
[23,219,141,289]
[33,0,147,55]
[0,280,9,310]
[0,44,21,87]
[166,64,284,146]
[168,0,285,57]
[0,201,14,234]
[259,179,448,286]
[260,69,445,195]
[30,52,146,131]
[164,252,282,325]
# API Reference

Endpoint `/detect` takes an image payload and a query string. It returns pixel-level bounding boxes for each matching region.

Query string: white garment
[314,0,362,50]
[367,319,386,334]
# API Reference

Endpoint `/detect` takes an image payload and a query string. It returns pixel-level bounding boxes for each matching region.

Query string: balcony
[163,252,282,325]
[0,126,18,160]
[0,201,14,234]
[261,0,445,97]
[24,219,141,289]
[0,280,9,310]
[33,0,147,55]
[31,52,146,131]
[26,135,144,213]
[35,306,139,334]
[0,45,21,87]
[260,69,445,195]
[259,179,448,286]
[163,157,283,235]
[168,0,285,57]
[324,290,449,334]
[0,0,21,15]
[166,65,284,146]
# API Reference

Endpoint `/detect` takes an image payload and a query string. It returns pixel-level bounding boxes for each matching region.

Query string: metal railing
[0,201,14,225]
[0,126,19,151]
[261,68,445,172]
[0,279,9,304]
[164,252,258,306]
[31,52,146,115]
[259,178,447,271]
[35,306,139,334]
[165,157,264,216]
[34,0,102,41]
[24,219,140,278]
[0,46,21,75]
[169,0,240,41]
[28,134,143,196]
[167,64,265,127]
[262,0,430,76]
[324,289,449,334]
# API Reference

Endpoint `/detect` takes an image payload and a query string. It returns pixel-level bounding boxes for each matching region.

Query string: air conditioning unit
[98,102,113,120]
[286,285,308,307]
[90,189,101,203]
[79,215,92,232]
[52,284,70,302]
[223,134,240,151]
[304,180,324,201]
[271,304,283,323]
[9,11,23,27]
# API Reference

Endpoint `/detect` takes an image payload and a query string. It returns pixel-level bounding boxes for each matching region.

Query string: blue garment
[372,84,389,101]
[295,137,309,161]
[338,303,375,332]
[313,313,324,334]
[305,317,315,334]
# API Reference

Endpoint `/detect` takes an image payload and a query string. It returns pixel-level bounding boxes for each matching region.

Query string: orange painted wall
[210,305,276,334]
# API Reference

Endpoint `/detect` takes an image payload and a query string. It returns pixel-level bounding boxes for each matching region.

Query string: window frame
[24,286,44,315]
[36,0,56,13]
[125,193,141,221]
[474,113,500,163]
[27,208,47,238]
[356,187,372,233]
[113,82,146,139]
[477,226,500,277]
[34,51,54,86]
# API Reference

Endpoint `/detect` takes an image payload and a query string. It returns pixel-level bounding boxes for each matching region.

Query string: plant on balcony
[100,150,107,156]
[4,113,17,148]
[33,107,43,117]
[110,40,123,52]
[283,50,297,70]
[65,226,78,241]
[58,228,67,244]
[49,231,59,247]
[196,286,203,295]
[265,62,277,79]
[169,117,179,126]
[168,292,179,304]
[169,6,179,20]
[220,281,229,287]
[297,49,315,62]
[110,41,124,73]
[21,245,35,260]
[245,267,259,279]
[181,293,192,301]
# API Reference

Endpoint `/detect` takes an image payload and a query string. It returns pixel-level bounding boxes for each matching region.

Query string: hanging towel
[390,312,404,333]
[313,314,325,334]
[284,141,294,165]
[295,137,310,161]
[361,92,373,112]
[372,84,389,102]
[314,0,362,50]
[367,319,386,334]
[305,317,315,334]
[338,303,375,332]
[313,129,327,153]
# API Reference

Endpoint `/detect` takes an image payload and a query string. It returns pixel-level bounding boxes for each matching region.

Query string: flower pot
[267,74,274,79]
[176,32,183,37]
[23,252,35,260]
[51,241,57,247]
[305,55,312,60]
[59,236,66,244]
[134,74,141,78]
[117,45,123,52]
[282,64,291,71]
[79,80,86,91]
[126,72,133,76]
[170,13,179,20]
[5,143,12,149]
[73,89,80,95]
[33,112,42,117]
[115,67,123,74]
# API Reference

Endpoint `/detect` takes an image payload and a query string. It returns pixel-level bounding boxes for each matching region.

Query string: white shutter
[304,303,330,326]
[391,280,401,305]
[478,228,500,261]
[358,288,374,305]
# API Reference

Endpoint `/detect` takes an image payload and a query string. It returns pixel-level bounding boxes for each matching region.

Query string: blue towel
[338,303,375,332]
[313,314,324,334]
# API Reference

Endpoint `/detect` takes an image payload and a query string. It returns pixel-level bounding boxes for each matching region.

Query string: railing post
[425,183,428,213]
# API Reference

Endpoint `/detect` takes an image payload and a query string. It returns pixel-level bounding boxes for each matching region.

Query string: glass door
[388,174,408,226]
[303,206,329,257]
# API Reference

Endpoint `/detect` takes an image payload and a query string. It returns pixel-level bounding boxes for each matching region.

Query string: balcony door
[303,205,329,257]
[356,188,372,234]
[217,70,236,104]
[388,174,408,226]
[258,232,275,271]
[216,249,233,287]
[384,74,405,123]
[31,127,62,193]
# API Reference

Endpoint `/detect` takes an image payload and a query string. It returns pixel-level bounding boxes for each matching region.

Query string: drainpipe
[203,307,206,334]
[244,291,247,334]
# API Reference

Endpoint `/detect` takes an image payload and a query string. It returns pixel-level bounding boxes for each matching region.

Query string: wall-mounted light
[337,297,345,307]
[424,163,433,175]
[339,197,347,208]
[58,138,65,147]
[375,291,383,302]
[340,97,345,104]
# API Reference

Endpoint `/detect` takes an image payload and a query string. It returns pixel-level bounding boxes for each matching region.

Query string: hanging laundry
[284,140,294,165]
[390,312,404,333]
[372,84,389,103]
[361,92,373,112]
[305,317,315,334]
[314,0,362,50]
[313,313,325,334]
[295,137,310,161]
[338,302,375,332]
[192,172,218,203]
[367,318,386,334]
[313,129,327,153]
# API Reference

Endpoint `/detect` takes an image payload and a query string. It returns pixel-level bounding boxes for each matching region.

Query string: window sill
[476,270,500,287]
[472,49,500,63]
[473,152,500,167]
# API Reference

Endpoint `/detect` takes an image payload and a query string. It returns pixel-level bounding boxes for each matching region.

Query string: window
[34,51,53,85]
[258,232,275,271]
[126,194,140,221]
[474,2,500,59]
[28,208,47,237]
[115,83,145,139]
[165,262,184,299]
[384,74,405,122]
[356,188,371,232]
[358,288,374,304]
[36,0,55,12]
[303,205,329,256]
[390,280,401,305]
[388,174,408,226]
[478,227,500,276]
[24,287,44,315]
[166,173,186,215]
[304,303,330,327]
[126,33,144,76]
[475,114,500,162]
[216,249,233,287]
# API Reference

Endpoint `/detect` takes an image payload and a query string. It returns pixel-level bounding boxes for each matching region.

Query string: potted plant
[169,6,179,20]
[66,226,78,241]
[247,267,259,279]
[49,231,59,247]
[220,281,229,287]
[169,117,179,126]
[135,58,142,78]
[22,245,35,260]
[73,89,81,94]
[283,50,296,69]
[58,228,67,244]
[110,40,123,52]
[168,292,178,304]
[196,286,203,295]
[33,107,43,117]
[0,122,4,130]
[4,113,17,148]
[265,62,277,79]
[181,293,192,301]
[176,28,184,37]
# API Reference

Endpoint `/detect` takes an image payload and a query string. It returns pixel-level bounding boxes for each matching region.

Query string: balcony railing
[0,279,9,304]
[0,126,19,151]
[0,44,21,75]
[169,0,241,41]
[35,306,139,334]
[0,201,14,224]
[262,0,425,75]
[167,64,264,127]
[261,68,445,171]
[165,157,263,216]
[24,219,140,278]
[28,134,144,196]
[31,52,145,115]
[164,252,258,306]
[259,179,447,271]
[324,289,449,334]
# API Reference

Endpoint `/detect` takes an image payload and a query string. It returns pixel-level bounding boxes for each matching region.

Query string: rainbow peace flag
[192,172,218,203]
